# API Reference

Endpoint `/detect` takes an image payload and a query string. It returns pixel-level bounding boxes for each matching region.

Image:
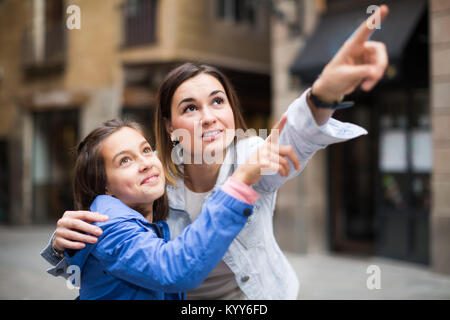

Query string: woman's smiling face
[101,127,165,209]
[166,73,236,161]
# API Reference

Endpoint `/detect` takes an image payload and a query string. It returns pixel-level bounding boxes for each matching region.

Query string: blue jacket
[65,189,253,300]
[43,88,367,299]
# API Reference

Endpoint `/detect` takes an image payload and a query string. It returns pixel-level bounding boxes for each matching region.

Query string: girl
[65,117,294,299]
[41,6,389,299]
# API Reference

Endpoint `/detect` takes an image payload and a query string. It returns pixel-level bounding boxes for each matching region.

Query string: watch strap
[309,89,354,110]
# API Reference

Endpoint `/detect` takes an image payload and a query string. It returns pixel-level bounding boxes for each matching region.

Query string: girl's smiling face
[166,73,236,161]
[101,127,165,211]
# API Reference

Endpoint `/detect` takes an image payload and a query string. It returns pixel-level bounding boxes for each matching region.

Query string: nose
[137,154,153,173]
[200,106,217,127]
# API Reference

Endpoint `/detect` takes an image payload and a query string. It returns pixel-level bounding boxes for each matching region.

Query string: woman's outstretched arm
[255,5,389,192]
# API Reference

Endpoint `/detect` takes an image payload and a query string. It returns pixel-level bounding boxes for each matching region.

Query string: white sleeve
[255,88,368,192]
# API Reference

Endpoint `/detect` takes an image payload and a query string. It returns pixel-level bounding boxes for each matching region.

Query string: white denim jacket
[40,89,367,299]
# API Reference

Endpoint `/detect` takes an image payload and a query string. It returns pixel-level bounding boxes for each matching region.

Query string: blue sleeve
[40,231,71,279]
[255,88,368,192]
[91,189,252,293]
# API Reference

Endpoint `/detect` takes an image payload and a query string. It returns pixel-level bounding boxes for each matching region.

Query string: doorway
[32,109,79,223]
[328,7,430,265]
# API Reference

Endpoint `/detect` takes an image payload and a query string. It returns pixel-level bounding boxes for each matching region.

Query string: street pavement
[1,225,449,300]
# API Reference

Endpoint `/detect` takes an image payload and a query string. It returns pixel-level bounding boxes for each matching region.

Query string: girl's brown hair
[73,118,169,222]
[154,62,249,185]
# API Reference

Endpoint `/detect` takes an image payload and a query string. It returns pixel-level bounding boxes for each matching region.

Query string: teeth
[143,175,158,184]
[203,130,221,137]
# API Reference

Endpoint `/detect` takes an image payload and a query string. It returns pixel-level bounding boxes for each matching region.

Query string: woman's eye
[183,105,197,113]
[212,97,224,105]
[119,157,131,166]
[143,147,153,155]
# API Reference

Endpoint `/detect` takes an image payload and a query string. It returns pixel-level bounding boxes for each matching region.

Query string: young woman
[64,117,293,299]
[41,6,389,299]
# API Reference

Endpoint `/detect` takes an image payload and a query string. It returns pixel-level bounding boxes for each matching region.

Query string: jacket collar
[92,195,152,226]
[165,142,236,211]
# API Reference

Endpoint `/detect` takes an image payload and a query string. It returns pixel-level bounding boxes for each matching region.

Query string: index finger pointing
[268,114,287,143]
[350,4,389,45]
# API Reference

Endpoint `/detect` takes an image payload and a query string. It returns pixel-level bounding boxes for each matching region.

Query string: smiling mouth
[141,174,159,185]
[202,130,223,141]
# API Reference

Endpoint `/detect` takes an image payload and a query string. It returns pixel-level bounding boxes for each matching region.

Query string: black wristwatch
[309,89,354,110]
[52,246,65,259]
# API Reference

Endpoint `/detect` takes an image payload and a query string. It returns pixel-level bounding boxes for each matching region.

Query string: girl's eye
[143,147,152,155]
[212,97,224,105]
[183,105,197,113]
[119,157,131,166]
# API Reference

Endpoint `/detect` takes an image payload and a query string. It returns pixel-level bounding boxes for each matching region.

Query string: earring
[171,136,179,147]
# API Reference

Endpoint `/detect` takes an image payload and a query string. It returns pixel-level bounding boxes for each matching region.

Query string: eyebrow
[177,90,225,109]
[111,140,149,163]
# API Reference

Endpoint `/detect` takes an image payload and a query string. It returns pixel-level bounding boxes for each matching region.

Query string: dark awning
[290,0,427,84]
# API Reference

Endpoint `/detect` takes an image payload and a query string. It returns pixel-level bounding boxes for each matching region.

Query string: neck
[131,203,154,223]
[183,162,222,193]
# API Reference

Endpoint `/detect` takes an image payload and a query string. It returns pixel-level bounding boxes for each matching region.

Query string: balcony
[122,0,157,48]
[22,23,66,75]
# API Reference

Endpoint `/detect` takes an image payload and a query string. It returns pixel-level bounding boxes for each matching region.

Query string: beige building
[0,0,272,224]
[430,0,450,276]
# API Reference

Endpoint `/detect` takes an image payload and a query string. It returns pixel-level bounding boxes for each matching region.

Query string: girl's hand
[309,5,389,124]
[52,211,109,254]
[232,115,301,186]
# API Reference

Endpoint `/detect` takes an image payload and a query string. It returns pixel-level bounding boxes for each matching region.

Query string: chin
[203,142,229,158]
[152,183,166,199]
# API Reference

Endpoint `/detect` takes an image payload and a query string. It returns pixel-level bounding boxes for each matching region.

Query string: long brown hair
[73,118,169,222]
[154,62,249,185]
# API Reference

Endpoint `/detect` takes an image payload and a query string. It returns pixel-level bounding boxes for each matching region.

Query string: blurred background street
[1,225,450,300]
[1,0,450,300]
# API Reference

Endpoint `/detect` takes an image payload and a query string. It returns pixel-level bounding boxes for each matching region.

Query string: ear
[164,117,174,139]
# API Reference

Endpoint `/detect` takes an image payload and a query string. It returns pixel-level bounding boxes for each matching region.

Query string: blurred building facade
[271,0,449,275]
[0,0,448,276]
[0,0,271,223]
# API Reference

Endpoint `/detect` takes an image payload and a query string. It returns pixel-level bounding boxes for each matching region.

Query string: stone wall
[430,0,450,275]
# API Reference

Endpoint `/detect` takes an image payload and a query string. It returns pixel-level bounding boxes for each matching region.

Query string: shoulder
[90,195,128,217]
[90,195,146,227]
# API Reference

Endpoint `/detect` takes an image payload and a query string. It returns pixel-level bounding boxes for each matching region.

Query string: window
[123,0,158,47]
[272,0,305,36]
[216,0,256,26]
